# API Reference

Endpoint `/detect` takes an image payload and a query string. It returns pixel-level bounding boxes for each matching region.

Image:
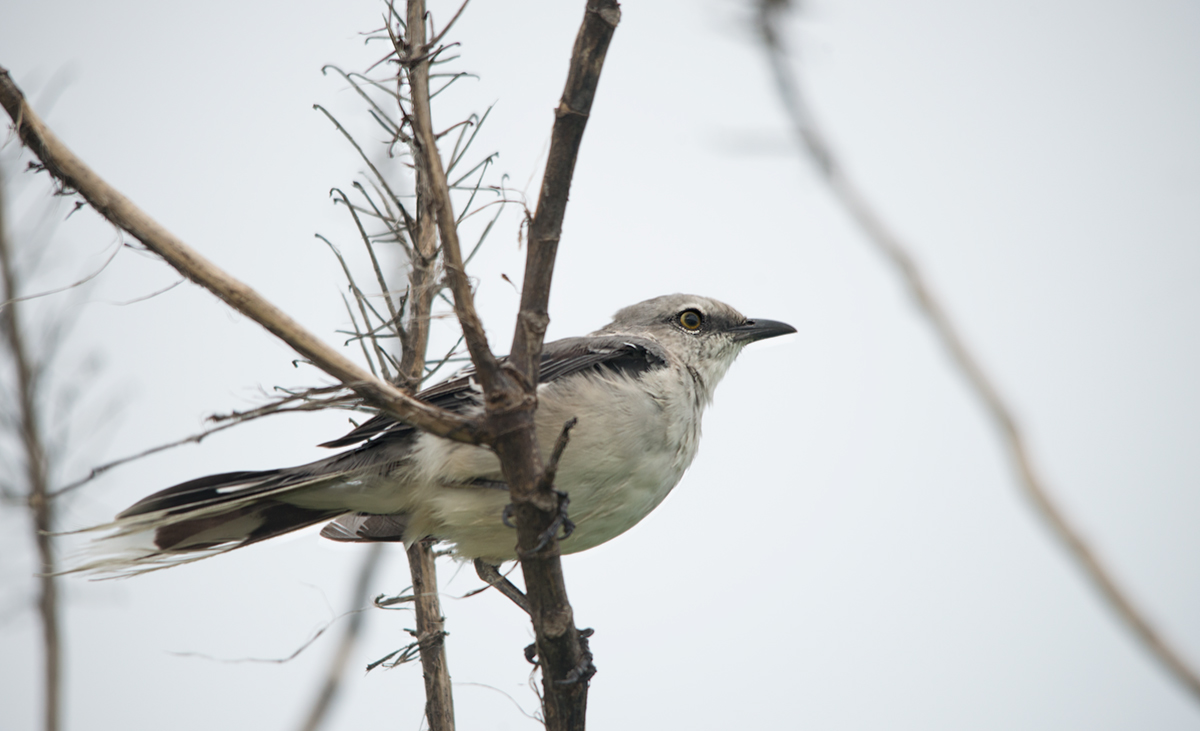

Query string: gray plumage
[79,294,794,575]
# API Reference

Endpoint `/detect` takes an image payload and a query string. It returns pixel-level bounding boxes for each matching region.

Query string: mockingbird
[83,294,794,575]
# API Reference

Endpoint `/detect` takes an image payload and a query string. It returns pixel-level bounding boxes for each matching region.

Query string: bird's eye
[678,310,703,331]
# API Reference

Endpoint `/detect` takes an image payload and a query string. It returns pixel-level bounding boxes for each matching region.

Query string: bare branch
[313,103,413,227]
[388,6,460,729]
[0,67,487,445]
[321,235,392,380]
[396,148,441,390]
[5,3,622,727]
[338,292,380,378]
[405,538,454,731]
[427,0,472,48]
[510,0,621,383]
[399,0,499,388]
[754,0,1200,703]
[170,612,358,665]
[397,2,621,728]
[472,559,531,615]
[103,276,184,306]
[490,4,620,728]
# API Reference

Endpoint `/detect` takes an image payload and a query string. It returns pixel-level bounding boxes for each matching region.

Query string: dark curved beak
[728,318,797,343]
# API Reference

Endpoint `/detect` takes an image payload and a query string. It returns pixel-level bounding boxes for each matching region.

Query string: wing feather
[319,335,668,449]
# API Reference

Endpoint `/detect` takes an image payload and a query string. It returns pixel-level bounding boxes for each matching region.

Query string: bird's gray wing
[318,334,669,449]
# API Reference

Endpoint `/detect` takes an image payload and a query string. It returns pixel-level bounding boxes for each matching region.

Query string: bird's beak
[727,318,797,343]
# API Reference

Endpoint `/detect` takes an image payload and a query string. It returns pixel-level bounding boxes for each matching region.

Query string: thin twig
[170,609,365,665]
[313,103,414,229]
[0,235,120,312]
[321,65,406,138]
[321,234,392,379]
[51,385,356,499]
[428,0,472,47]
[329,188,405,338]
[754,0,1200,703]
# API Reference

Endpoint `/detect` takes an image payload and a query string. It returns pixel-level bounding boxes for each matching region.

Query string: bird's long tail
[70,469,345,577]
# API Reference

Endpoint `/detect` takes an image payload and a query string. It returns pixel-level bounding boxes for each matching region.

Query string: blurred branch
[0,66,487,446]
[295,545,385,731]
[754,0,1200,703]
[1,153,61,731]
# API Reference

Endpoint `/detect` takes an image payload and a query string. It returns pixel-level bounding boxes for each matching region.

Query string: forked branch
[398,1,619,729]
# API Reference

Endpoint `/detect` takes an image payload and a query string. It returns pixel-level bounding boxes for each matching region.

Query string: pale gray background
[2,1,1199,729]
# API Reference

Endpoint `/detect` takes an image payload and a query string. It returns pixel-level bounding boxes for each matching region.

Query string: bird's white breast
[403,364,705,562]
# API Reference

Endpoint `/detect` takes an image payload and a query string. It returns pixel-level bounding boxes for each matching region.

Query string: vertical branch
[289,16,457,727]
[510,0,621,380]
[401,2,620,729]
[0,163,61,731]
[501,3,620,729]
[403,0,499,388]
[401,27,456,723]
[754,0,1200,702]
[404,538,454,731]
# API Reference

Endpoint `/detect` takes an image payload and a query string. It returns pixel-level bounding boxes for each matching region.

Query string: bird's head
[595,294,795,402]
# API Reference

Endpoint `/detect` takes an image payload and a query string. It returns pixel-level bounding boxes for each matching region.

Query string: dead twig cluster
[298,5,509,726]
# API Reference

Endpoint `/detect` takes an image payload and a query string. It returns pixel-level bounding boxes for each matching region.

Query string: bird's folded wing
[318,334,669,448]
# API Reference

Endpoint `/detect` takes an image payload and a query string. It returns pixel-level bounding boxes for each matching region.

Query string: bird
[80,294,794,576]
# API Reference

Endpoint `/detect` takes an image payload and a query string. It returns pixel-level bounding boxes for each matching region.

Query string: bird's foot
[556,628,596,687]
[503,490,575,555]
[523,628,597,686]
[530,490,574,554]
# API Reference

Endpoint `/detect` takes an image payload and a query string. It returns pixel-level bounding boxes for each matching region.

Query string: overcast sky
[2,0,1199,729]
